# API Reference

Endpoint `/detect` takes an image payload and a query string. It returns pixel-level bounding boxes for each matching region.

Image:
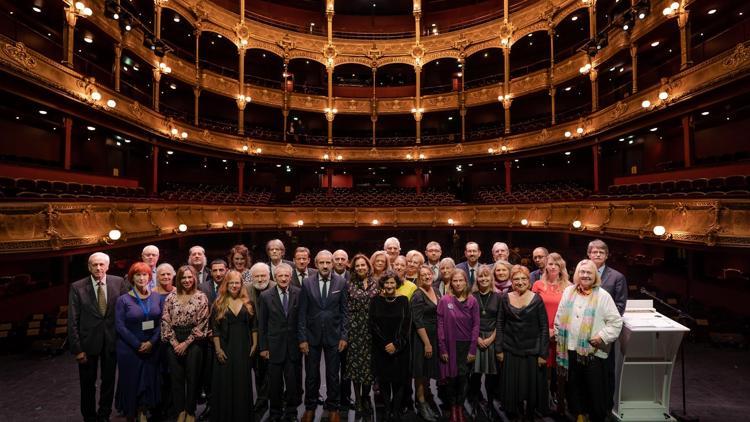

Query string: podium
[613,300,690,421]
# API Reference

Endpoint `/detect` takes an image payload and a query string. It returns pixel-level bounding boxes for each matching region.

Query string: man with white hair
[188,245,210,285]
[247,262,276,414]
[491,242,510,263]
[384,237,401,264]
[68,252,128,422]
[141,245,159,289]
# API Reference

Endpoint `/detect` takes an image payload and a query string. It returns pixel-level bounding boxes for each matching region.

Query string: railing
[119,79,152,107]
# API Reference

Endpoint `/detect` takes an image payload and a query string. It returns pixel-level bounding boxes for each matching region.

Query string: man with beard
[246,262,276,415]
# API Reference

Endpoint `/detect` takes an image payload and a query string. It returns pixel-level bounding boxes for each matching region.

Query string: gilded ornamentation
[453,143,464,153]
[722,43,750,69]
[368,147,380,157]
[535,128,549,142]
[2,41,37,69]
[610,101,628,119]
[129,101,144,118]
[284,143,297,155]
[201,129,214,141]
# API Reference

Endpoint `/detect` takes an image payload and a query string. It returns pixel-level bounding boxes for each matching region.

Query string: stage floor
[0,342,747,421]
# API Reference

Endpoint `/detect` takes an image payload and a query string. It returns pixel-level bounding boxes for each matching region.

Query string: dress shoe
[301,410,315,422]
[198,406,211,421]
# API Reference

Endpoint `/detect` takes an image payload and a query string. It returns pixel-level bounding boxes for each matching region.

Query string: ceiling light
[651,41,660,47]
[83,35,93,44]
[169,83,177,89]
[564,86,572,91]
[32,6,42,13]
[701,111,710,116]
[173,15,181,22]
[106,99,117,108]
[707,9,716,15]
[124,139,131,143]
[276,164,282,168]
[86,126,96,131]
[178,224,187,232]
[641,100,651,108]
[572,16,578,21]
[653,225,666,236]
[38,110,47,115]
[650,127,658,132]
[167,150,174,155]
[564,151,571,156]
[108,229,122,240]
[629,140,634,144]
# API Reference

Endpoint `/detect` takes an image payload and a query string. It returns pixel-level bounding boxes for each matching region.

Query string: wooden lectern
[614,300,690,421]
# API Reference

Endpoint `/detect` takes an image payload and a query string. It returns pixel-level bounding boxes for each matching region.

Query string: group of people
[68,236,627,422]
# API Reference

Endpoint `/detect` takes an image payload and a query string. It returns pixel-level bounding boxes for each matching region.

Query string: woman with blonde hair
[532,252,572,414]
[496,265,549,421]
[210,270,255,422]
[370,250,392,281]
[437,269,480,421]
[468,265,500,414]
[412,264,442,421]
[492,260,513,295]
[554,260,622,422]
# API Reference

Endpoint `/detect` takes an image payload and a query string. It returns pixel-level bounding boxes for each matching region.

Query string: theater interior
[0,0,749,420]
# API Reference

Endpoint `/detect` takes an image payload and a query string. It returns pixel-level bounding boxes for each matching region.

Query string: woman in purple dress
[115,262,163,422]
[437,269,480,422]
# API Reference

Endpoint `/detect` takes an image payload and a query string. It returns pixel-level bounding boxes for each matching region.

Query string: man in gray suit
[298,250,349,422]
[68,252,128,422]
[587,239,628,419]
[456,241,483,287]
[258,263,302,422]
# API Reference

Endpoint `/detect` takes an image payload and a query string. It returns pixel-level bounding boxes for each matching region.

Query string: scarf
[555,286,599,370]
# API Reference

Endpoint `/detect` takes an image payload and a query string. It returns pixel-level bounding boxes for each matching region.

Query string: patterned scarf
[555,286,599,370]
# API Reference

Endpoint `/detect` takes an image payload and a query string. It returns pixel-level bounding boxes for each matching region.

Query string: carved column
[682,114,695,168]
[194,29,201,80]
[502,46,510,133]
[326,63,334,145]
[154,1,162,38]
[151,145,159,195]
[678,10,692,70]
[193,87,200,126]
[114,44,122,92]
[414,64,422,144]
[630,43,638,93]
[282,110,289,142]
[152,67,161,111]
[588,2,596,39]
[62,9,77,68]
[590,68,599,112]
[504,160,512,194]
[549,86,556,125]
[459,60,466,142]
[502,97,512,134]
[548,28,555,74]
[63,117,73,170]
[371,67,377,146]
[237,161,245,195]
[283,60,290,142]
[592,144,600,193]
[237,47,246,135]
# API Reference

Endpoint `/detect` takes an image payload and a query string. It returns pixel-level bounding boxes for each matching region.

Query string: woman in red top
[531,252,571,415]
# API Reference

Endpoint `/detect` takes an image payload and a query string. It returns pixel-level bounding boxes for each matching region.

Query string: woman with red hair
[115,262,164,422]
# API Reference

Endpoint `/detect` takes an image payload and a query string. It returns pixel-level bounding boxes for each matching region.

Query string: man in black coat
[298,250,348,422]
[266,239,295,282]
[258,263,302,422]
[456,241,483,287]
[68,252,128,422]
[291,246,317,288]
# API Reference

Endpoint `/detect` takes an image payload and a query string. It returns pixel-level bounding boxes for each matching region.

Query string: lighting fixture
[653,225,666,236]
[106,99,117,108]
[297,220,304,226]
[108,229,122,240]
[371,219,379,225]
[521,219,529,226]
[576,127,584,134]
[181,131,188,139]
[38,110,48,115]
[572,220,582,229]
[707,9,716,15]
[86,126,96,131]
[658,91,669,100]
[226,220,234,228]
[178,224,187,232]
[447,218,455,225]
[641,100,651,108]
[650,127,658,132]
[564,131,572,138]
[90,91,102,101]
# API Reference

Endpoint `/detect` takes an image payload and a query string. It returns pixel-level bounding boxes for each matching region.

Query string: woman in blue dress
[115,261,163,422]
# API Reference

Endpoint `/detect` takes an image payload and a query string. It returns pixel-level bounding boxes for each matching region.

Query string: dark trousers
[469,373,498,401]
[268,359,302,419]
[304,343,341,411]
[566,351,609,422]
[446,375,470,407]
[78,351,117,422]
[253,354,270,406]
[339,348,352,405]
[168,344,203,415]
[380,381,405,415]
[605,343,617,412]
[200,342,213,404]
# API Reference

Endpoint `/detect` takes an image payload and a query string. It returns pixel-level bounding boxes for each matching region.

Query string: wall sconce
[520,218,529,226]
[572,220,583,229]
[447,218,455,225]
[106,99,117,108]
[324,107,338,121]
[371,219,380,225]
[225,220,234,228]
[158,62,171,74]
[296,219,304,227]
[662,2,680,16]
[410,107,425,120]
[177,224,188,232]
[653,225,666,236]
[579,63,592,74]
[237,94,251,108]
[73,1,93,17]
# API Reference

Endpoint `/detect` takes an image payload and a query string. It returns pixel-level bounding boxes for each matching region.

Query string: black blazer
[198,279,219,308]
[456,261,483,287]
[297,272,348,347]
[67,275,128,356]
[258,285,301,363]
[291,268,317,288]
[600,266,628,315]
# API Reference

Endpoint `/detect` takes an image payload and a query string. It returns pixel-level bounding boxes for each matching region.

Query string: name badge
[142,320,155,330]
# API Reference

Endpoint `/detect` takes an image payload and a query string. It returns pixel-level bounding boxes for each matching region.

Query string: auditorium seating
[475,181,591,204]
[291,187,462,207]
[0,177,146,200]
[159,183,274,205]
[592,175,750,200]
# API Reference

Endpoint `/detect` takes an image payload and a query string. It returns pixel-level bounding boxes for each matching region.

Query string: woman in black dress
[469,265,501,415]
[210,270,255,422]
[369,270,411,422]
[412,265,441,422]
[495,265,549,421]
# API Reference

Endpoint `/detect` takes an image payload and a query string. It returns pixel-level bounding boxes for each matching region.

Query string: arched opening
[333,63,374,97]
[119,49,153,106]
[245,49,284,88]
[510,90,551,132]
[466,102,504,141]
[597,49,632,110]
[510,31,551,79]
[376,114,416,145]
[160,75,195,124]
[198,90,239,133]
[333,114,373,146]
[288,58,326,95]
[74,19,117,89]
[286,110,327,145]
[199,31,239,79]
[422,58,460,95]
[244,102,284,141]
[555,75,591,124]
[554,8,590,63]
[422,110,460,144]
[160,8,196,63]
[0,0,65,62]
[465,48,503,89]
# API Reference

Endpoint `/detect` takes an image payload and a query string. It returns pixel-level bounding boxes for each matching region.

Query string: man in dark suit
[196,259,227,420]
[292,246,317,288]
[456,241,483,287]
[529,246,549,284]
[332,249,353,410]
[258,263,302,422]
[68,252,128,422]
[332,249,351,282]
[266,238,295,282]
[587,239,628,419]
[425,241,443,283]
[298,250,349,422]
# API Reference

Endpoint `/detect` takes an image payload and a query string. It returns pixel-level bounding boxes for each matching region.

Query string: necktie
[321,278,328,301]
[97,282,107,316]
[282,289,289,315]
[469,268,475,285]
